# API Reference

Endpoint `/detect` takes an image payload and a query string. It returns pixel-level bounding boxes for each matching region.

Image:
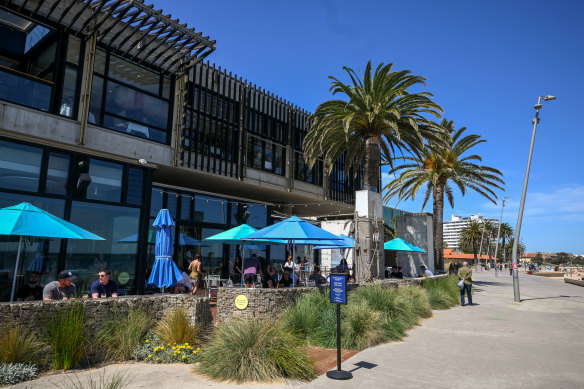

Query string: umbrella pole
[10,236,24,302]
[241,243,245,286]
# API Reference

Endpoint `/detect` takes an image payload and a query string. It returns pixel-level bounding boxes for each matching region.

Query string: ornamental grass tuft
[154,308,199,346]
[196,317,317,383]
[52,368,134,389]
[423,275,460,309]
[0,325,47,365]
[341,303,385,350]
[96,307,151,362]
[48,303,87,370]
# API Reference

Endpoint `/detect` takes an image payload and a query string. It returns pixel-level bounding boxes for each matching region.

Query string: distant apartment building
[443,214,498,251]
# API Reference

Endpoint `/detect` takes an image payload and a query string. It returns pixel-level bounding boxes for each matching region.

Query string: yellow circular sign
[234,295,248,310]
[118,272,130,285]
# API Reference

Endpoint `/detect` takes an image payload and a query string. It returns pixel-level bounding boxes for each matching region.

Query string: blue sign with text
[330,274,347,304]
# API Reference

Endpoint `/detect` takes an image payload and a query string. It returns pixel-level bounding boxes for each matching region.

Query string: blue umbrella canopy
[384,238,426,252]
[0,202,105,240]
[0,202,104,302]
[118,231,206,246]
[312,234,355,250]
[203,224,285,245]
[245,216,341,241]
[149,209,182,289]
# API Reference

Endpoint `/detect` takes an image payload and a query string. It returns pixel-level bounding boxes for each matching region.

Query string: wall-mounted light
[138,158,148,165]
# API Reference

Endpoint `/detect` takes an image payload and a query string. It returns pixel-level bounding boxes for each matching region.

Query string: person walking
[458,261,473,305]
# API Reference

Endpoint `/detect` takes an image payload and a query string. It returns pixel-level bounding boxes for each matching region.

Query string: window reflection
[46,153,69,195]
[195,195,226,224]
[0,141,42,192]
[67,201,140,296]
[86,159,123,202]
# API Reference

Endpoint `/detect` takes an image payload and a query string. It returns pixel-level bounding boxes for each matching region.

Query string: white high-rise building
[443,214,498,251]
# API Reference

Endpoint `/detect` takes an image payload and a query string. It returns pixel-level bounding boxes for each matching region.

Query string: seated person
[43,270,77,300]
[91,268,118,298]
[420,265,434,277]
[243,253,263,287]
[308,266,327,285]
[390,266,404,279]
[262,265,278,288]
[15,271,43,301]
[278,271,293,288]
[172,267,193,294]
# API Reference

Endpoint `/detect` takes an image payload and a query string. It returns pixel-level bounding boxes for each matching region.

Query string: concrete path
[8,271,584,388]
[306,270,584,389]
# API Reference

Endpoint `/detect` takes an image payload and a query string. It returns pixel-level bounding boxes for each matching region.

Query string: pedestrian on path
[458,261,473,306]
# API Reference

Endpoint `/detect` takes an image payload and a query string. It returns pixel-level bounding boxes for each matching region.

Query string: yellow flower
[182,355,186,359]
[148,355,152,358]
[161,346,165,350]
[145,339,150,343]
[185,342,189,346]
[156,357,159,361]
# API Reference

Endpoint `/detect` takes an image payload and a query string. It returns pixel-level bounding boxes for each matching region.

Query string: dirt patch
[306,347,359,375]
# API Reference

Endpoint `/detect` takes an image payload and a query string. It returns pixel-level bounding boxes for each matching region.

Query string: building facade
[0,0,362,301]
[443,214,498,251]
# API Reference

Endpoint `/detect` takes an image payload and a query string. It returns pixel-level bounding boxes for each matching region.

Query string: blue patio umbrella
[384,238,426,252]
[245,216,341,286]
[148,209,182,290]
[312,234,355,250]
[118,231,206,246]
[204,224,285,284]
[0,202,104,302]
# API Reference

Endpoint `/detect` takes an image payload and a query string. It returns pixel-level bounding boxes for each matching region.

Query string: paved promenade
[307,270,584,389]
[9,271,584,388]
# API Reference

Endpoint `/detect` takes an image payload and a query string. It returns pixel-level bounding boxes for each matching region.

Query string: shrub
[134,333,200,364]
[341,303,385,350]
[0,325,47,365]
[280,290,336,347]
[0,363,38,385]
[423,276,460,309]
[48,303,86,370]
[196,317,317,382]
[154,308,199,345]
[52,368,134,389]
[394,285,432,326]
[96,307,151,362]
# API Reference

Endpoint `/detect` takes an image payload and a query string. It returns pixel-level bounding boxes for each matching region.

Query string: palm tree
[459,221,483,264]
[505,237,525,263]
[303,61,443,192]
[383,120,505,271]
[498,222,514,261]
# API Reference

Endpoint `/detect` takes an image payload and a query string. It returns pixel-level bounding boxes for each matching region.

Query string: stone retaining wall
[564,278,584,287]
[0,294,212,339]
[216,275,446,323]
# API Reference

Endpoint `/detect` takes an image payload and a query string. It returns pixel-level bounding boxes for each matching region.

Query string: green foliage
[0,325,47,365]
[52,368,134,389]
[196,317,316,383]
[134,333,200,364]
[341,304,385,350]
[154,308,200,346]
[47,303,86,370]
[394,285,432,325]
[95,307,151,362]
[423,275,460,309]
[0,363,38,385]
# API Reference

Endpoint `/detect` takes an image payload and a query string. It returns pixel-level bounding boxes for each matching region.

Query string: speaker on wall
[77,173,92,191]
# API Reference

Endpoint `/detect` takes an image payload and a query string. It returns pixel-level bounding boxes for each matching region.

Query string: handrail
[0,64,54,86]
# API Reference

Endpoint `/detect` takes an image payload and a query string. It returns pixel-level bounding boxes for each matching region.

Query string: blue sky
[155,1,583,254]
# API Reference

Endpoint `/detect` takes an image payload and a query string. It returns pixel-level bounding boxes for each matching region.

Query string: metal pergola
[1,0,215,74]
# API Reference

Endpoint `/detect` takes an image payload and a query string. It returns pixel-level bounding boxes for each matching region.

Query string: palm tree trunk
[433,184,445,271]
[363,137,380,192]
[472,239,478,264]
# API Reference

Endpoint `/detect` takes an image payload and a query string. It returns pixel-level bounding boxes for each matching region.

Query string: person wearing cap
[91,268,118,298]
[43,270,77,300]
[420,265,434,277]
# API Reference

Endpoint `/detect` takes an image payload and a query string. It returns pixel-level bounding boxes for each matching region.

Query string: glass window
[60,66,77,118]
[195,195,226,224]
[46,153,69,195]
[247,204,267,228]
[88,75,103,124]
[180,195,192,220]
[274,146,283,175]
[230,203,239,225]
[105,82,168,129]
[166,191,178,219]
[162,76,171,99]
[200,227,224,275]
[150,187,163,217]
[0,192,65,302]
[0,68,52,111]
[264,144,273,171]
[0,141,42,192]
[108,55,160,95]
[126,168,144,205]
[66,36,81,64]
[94,49,107,74]
[86,159,123,202]
[67,201,141,297]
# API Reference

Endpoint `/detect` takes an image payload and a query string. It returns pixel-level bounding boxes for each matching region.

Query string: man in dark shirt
[390,267,404,279]
[91,268,118,298]
[262,265,278,288]
[15,271,43,301]
[309,266,327,285]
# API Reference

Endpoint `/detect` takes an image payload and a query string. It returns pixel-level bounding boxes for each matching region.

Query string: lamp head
[542,95,556,101]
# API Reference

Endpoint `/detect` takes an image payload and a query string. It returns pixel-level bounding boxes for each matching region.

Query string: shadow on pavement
[521,295,584,302]
[348,361,378,373]
[473,281,507,287]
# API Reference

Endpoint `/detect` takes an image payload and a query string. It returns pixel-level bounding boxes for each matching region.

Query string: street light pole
[512,95,556,302]
[478,220,486,273]
[492,197,510,278]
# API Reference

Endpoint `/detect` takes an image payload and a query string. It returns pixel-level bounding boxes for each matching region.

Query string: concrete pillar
[354,190,384,281]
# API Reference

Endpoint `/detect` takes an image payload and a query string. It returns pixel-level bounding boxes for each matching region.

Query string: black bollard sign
[326,274,352,380]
